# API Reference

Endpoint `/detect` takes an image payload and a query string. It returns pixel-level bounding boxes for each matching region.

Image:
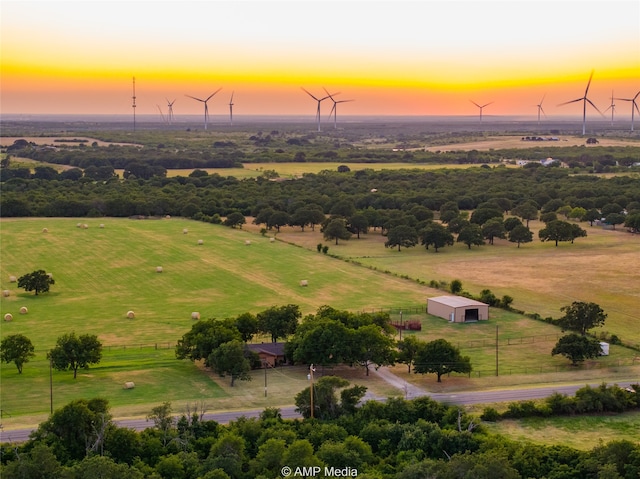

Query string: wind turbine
[302,87,332,132]
[324,88,353,129]
[535,95,546,125]
[157,105,167,124]
[557,70,604,136]
[602,91,616,126]
[615,90,640,131]
[166,98,176,125]
[185,88,222,130]
[470,100,493,122]
[228,92,234,126]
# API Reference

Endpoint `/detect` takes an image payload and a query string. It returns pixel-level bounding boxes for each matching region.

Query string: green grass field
[1,217,639,432]
[269,218,640,348]
[485,411,640,450]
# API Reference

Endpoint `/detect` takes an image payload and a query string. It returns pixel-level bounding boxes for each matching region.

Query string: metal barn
[427,295,489,323]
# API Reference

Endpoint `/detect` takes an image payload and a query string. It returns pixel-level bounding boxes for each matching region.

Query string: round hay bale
[83,224,89,229]
[2,290,9,297]
[183,228,188,234]
[191,312,200,320]
[156,266,163,273]
[270,237,275,243]
[123,381,136,389]
[19,306,28,314]
[9,276,16,283]
[126,310,135,319]
[4,313,13,322]
[42,227,49,233]
[99,224,105,228]
[197,239,204,245]
[77,222,82,228]
[245,240,251,246]
[47,273,53,279]
[165,215,171,219]
[300,280,308,287]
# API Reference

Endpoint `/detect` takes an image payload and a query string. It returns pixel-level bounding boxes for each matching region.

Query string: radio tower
[132,77,137,131]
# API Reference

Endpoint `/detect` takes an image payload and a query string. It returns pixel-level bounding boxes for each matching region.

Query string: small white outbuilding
[427,295,489,323]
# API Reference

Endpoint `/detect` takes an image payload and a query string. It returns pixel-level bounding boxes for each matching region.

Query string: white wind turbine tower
[186,88,222,130]
[302,87,331,132]
[228,92,234,126]
[603,91,616,126]
[166,98,176,125]
[324,88,353,129]
[470,100,493,122]
[558,70,604,136]
[615,90,640,131]
[535,95,546,126]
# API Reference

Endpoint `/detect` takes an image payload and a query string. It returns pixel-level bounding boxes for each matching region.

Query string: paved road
[1,369,636,444]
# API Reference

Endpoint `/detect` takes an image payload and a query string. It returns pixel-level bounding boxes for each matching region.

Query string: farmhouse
[427,295,489,323]
[246,342,287,367]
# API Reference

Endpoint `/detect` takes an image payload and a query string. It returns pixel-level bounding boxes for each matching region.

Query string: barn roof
[246,342,286,357]
[428,295,488,308]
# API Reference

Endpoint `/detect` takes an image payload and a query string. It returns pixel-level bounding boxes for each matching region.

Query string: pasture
[265,218,640,348]
[2,217,639,430]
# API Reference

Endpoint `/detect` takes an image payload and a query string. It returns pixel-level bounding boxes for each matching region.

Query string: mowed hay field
[267,218,640,347]
[0,217,434,348]
[0,217,435,426]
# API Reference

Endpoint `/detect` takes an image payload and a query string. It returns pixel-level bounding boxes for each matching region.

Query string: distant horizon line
[0,113,626,123]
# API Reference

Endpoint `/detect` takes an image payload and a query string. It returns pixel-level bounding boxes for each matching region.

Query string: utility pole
[495,324,499,377]
[263,361,268,397]
[308,364,316,418]
[49,357,53,414]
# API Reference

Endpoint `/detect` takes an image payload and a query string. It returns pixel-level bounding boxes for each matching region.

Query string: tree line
[2,385,639,478]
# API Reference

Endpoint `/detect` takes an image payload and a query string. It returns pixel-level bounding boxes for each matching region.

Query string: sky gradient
[1,0,639,119]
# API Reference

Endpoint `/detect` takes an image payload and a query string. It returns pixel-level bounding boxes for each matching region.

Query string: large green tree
[48,332,103,379]
[385,225,418,251]
[396,335,425,374]
[482,217,506,245]
[351,324,396,376]
[208,340,252,386]
[557,301,607,336]
[457,224,484,249]
[0,333,36,374]
[414,339,471,382]
[175,317,241,366]
[539,220,581,246]
[508,224,533,247]
[17,269,55,295]
[420,223,454,252]
[552,333,603,365]
[257,304,301,343]
[322,217,352,245]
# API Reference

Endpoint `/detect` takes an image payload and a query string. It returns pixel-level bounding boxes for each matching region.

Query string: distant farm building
[427,296,489,323]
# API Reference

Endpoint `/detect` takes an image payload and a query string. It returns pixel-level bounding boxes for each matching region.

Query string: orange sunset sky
[1,0,639,118]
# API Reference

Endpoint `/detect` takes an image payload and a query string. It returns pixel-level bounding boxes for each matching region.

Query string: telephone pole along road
[1,368,637,444]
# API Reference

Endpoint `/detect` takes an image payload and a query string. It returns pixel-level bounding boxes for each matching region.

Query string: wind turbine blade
[470,100,481,108]
[483,102,493,108]
[634,91,640,101]
[323,87,335,100]
[301,87,319,101]
[557,98,582,106]
[185,94,204,102]
[540,106,546,117]
[586,98,605,118]
[230,91,234,103]
[337,100,354,104]
[540,94,546,105]
[584,70,594,96]
[329,104,336,118]
[206,88,222,102]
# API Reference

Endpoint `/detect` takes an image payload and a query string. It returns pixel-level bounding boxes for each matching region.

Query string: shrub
[480,407,500,422]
